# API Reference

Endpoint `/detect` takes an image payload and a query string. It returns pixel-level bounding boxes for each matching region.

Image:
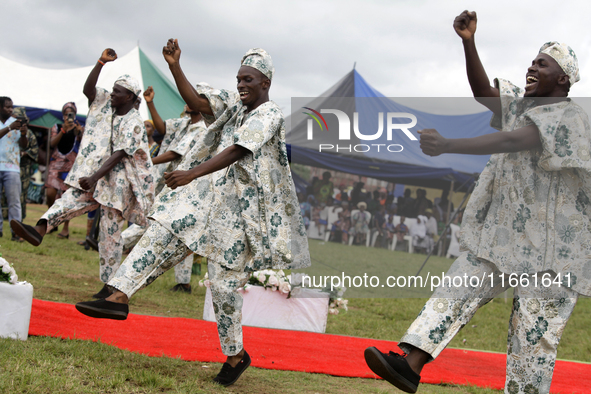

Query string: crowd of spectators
[298,171,463,255]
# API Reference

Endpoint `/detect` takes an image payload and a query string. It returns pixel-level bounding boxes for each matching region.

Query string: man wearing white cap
[12,49,155,299]
[120,85,209,294]
[75,40,310,387]
[365,11,590,394]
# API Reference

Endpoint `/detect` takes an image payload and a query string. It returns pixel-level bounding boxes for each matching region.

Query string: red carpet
[29,299,590,393]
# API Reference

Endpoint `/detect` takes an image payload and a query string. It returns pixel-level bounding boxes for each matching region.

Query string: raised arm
[453,11,501,114]
[164,145,249,189]
[162,39,214,116]
[0,119,22,140]
[418,126,542,157]
[83,48,117,104]
[143,86,166,135]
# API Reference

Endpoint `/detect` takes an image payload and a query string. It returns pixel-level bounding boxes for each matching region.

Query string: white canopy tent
[0,47,184,121]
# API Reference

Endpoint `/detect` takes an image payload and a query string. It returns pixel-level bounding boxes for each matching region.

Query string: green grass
[1,204,589,393]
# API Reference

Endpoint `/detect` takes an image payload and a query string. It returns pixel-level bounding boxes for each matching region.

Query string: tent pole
[440,180,454,256]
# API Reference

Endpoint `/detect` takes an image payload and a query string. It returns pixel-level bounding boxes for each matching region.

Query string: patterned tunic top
[460,78,591,296]
[150,88,310,272]
[153,118,205,195]
[66,87,155,226]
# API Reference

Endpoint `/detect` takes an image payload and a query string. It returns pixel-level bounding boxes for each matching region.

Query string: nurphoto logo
[303,107,418,153]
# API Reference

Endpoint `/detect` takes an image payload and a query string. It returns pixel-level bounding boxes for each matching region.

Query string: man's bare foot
[57,231,69,239]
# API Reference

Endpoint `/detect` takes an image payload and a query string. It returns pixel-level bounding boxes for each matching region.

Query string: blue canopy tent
[286,70,497,192]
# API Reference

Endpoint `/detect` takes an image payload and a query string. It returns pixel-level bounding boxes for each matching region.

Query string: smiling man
[364,11,590,394]
[75,40,310,387]
[11,49,154,299]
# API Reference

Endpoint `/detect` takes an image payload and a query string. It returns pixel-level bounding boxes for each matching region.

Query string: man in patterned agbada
[365,11,590,394]
[120,85,207,294]
[75,40,310,387]
[11,49,155,299]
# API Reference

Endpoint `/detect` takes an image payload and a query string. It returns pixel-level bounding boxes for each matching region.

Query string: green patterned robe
[149,88,310,272]
[460,78,591,296]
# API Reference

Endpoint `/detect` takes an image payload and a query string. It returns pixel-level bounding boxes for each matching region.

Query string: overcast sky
[4,0,591,114]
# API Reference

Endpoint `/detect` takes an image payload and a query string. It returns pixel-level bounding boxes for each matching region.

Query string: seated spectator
[411,215,434,254]
[371,206,387,248]
[308,202,325,238]
[350,201,370,245]
[384,214,397,244]
[367,190,382,215]
[393,215,409,243]
[299,194,313,229]
[326,201,343,240]
[424,209,438,238]
[313,171,334,205]
[424,208,439,253]
[334,201,351,244]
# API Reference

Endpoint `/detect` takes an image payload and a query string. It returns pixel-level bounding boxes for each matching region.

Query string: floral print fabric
[399,252,577,394]
[66,88,112,189]
[65,87,155,226]
[150,88,310,273]
[108,221,248,356]
[40,188,125,283]
[153,118,205,195]
[460,78,591,296]
[93,110,154,226]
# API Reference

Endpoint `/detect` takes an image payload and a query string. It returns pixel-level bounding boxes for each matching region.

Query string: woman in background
[45,102,82,239]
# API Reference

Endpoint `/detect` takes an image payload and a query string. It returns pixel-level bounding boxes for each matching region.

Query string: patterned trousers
[41,188,125,283]
[399,252,578,394]
[108,222,249,356]
[121,222,194,284]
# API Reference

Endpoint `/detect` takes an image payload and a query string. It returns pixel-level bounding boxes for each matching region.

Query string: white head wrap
[241,48,274,81]
[539,42,580,86]
[114,74,142,97]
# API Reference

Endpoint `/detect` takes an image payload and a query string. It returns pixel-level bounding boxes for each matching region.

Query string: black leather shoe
[85,235,99,251]
[10,220,43,246]
[213,351,251,387]
[364,347,420,393]
[75,299,129,320]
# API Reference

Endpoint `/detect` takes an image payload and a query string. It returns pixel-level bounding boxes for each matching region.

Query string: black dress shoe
[213,351,251,387]
[75,299,129,320]
[364,347,420,393]
[85,235,99,251]
[10,220,43,246]
[92,284,112,299]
